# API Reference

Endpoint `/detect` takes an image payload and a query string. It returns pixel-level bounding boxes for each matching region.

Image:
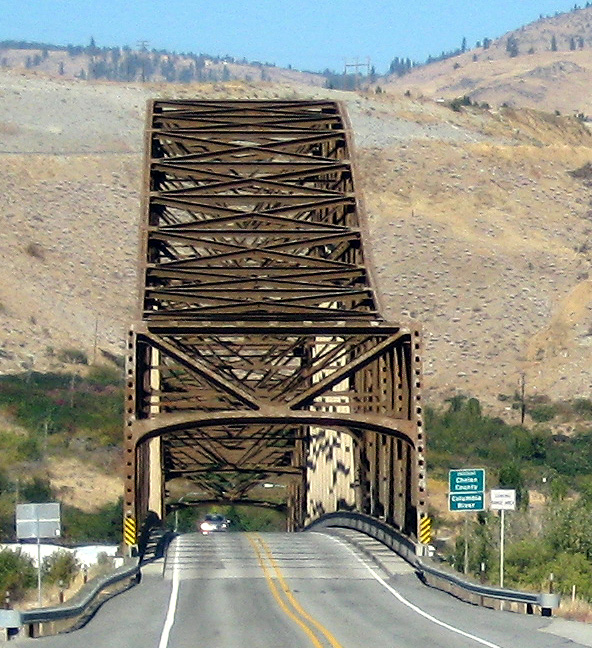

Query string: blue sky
[0,0,585,73]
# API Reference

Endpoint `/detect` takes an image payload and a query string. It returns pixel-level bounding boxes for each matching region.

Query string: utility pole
[519,373,526,425]
[92,316,98,365]
[343,57,371,90]
[137,40,150,82]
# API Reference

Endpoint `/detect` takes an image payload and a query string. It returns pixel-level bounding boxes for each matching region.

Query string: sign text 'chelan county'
[448,469,486,512]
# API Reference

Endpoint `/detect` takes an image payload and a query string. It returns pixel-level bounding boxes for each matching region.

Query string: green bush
[427,396,592,482]
[86,365,122,388]
[504,539,553,589]
[21,477,54,503]
[0,496,16,540]
[42,549,80,587]
[573,398,592,418]
[529,404,557,422]
[57,348,88,365]
[426,397,529,469]
[545,432,592,477]
[225,505,285,532]
[451,513,495,576]
[449,95,473,112]
[0,370,123,450]
[498,462,528,508]
[62,499,123,543]
[0,548,36,601]
[0,430,42,467]
[548,552,592,600]
[546,501,592,559]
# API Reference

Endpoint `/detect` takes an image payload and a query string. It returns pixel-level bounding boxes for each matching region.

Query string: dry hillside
[1,67,592,425]
[385,6,592,115]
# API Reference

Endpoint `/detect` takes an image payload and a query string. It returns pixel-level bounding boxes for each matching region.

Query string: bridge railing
[306,511,560,617]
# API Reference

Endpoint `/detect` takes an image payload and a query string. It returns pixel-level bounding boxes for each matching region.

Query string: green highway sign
[449,468,485,494]
[449,492,485,512]
[449,468,485,512]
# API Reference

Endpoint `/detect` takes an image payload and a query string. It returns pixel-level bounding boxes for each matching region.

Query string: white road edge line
[329,535,504,648]
[158,536,181,648]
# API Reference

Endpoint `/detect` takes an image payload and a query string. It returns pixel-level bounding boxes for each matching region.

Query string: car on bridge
[199,513,229,534]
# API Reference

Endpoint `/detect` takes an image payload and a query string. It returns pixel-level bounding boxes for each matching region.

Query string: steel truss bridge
[124,99,427,539]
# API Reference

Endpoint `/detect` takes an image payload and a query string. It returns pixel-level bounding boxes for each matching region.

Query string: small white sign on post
[490,489,516,589]
[490,489,516,511]
[15,502,61,608]
[16,503,61,539]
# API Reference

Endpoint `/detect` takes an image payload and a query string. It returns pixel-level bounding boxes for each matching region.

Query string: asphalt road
[10,530,592,648]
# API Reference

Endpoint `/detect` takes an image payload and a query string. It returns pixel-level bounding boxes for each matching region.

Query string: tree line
[0,38,279,84]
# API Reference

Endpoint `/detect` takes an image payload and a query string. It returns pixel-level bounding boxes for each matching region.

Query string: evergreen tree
[388,56,414,77]
[506,36,519,57]
[551,34,558,51]
[160,58,176,82]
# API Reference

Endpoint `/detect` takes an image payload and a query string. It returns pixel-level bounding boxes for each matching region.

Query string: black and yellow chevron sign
[419,516,432,544]
[124,516,137,546]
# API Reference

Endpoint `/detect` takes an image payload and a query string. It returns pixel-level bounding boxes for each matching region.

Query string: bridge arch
[129,411,422,533]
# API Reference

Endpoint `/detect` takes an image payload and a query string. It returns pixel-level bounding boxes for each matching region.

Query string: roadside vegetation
[3,364,592,606]
[0,364,124,603]
[0,364,124,543]
[428,394,592,606]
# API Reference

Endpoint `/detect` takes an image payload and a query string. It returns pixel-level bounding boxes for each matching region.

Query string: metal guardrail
[306,511,560,616]
[20,560,140,626]
[0,560,141,639]
[0,524,176,639]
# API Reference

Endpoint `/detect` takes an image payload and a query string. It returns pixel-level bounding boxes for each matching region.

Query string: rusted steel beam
[125,100,425,540]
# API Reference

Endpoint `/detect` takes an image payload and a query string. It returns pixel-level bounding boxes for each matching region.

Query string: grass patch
[0,367,123,452]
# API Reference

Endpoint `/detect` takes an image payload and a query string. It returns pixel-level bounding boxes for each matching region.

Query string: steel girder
[124,100,425,536]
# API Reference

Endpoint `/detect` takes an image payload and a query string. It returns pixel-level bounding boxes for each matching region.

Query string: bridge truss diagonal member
[123,99,426,543]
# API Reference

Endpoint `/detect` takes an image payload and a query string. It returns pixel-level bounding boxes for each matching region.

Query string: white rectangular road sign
[16,503,61,540]
[490,489,516,511]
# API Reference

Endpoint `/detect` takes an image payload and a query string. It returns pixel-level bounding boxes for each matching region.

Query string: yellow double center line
[248,533,344,648]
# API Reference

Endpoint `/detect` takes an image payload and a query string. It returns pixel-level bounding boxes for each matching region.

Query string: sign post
[490,489,516,588]
[16,503,61,608]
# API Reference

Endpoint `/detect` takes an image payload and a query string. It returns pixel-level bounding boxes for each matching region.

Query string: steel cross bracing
[124,99,426,537]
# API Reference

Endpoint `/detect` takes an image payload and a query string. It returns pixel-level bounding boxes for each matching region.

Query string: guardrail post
[539,593,560,617]
[0,610,22,642]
